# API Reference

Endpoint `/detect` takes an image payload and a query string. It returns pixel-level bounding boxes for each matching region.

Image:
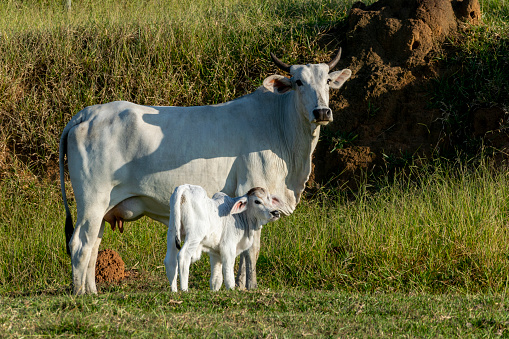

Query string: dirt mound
[95,249,125,283]
[313,0,483,186]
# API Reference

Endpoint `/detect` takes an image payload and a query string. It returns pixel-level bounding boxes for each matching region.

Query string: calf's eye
[255,200,261,205]
[296,80,303,87]
[327,79,331,85]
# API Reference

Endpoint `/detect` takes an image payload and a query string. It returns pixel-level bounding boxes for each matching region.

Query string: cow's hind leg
[69,211,105,295]
[84,220,106,294]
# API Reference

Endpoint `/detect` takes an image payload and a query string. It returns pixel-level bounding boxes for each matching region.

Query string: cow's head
[263,49,351,125]
[230,187,282,226]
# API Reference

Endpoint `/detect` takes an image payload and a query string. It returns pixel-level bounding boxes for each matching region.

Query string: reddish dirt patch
[313,0,486,186]
[95,249,125,283]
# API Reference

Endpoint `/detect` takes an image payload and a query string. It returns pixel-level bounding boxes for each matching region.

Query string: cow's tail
[59,112,86,256]
[170,186,186,251]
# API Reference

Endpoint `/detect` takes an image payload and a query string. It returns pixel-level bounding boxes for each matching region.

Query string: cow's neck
[274,92,321,209]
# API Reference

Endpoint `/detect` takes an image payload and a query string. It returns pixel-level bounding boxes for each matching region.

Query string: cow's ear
[328,69,352,89]
[263,75,293,94]
[230,197,248,215]
[271,195,283,208]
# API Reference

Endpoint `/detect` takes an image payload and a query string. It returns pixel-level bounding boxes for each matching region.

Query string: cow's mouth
[312,108,333,124]
[313,118,333,125]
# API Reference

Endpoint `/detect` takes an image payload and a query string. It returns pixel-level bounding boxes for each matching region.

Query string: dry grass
[0,0,351,177]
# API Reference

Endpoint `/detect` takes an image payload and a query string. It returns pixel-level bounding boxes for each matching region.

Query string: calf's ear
[263,75,293,94]
[230,197,248,215]
[328,69,352,89]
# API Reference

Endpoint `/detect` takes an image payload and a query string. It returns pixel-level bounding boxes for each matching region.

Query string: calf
[164,185,281,291]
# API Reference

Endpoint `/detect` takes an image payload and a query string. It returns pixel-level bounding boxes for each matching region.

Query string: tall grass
[262,160,509,293]
[0,0,505,174]
[0,0,353,175]
[2,161,509,294]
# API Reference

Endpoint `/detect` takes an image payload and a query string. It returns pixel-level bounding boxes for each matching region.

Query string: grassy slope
[0,0,352,175]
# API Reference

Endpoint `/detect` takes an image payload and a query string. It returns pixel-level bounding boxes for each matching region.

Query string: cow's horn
[270,52,291,73]
[327,48,342,70]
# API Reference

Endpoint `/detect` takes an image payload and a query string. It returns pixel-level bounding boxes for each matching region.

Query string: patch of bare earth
[95,249,127,284]
[312,0,491,187]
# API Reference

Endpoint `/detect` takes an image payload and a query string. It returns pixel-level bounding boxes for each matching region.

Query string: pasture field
[3,159,509,336]
[1,0,509,337]
[3,290,509,337]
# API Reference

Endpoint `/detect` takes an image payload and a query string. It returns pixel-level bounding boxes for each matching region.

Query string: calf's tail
[170,186,186,250]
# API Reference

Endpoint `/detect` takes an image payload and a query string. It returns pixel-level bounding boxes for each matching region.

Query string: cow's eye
[327,79,331,85]
[255,200,261,205]
[295,80,303,87]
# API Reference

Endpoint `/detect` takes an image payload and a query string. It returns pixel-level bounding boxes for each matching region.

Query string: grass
[2,159,509,295]
[2,290,509,337]
[0,0,355,176]
[0,0,506,174]
[263,158,509,294]
[0,0,509,336]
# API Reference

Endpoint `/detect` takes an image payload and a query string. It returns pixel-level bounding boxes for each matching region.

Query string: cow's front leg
[235,229,261,290]
[236,252,247,289]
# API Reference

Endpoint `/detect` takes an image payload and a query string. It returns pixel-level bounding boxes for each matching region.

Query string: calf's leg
[164,227,179,292]
[177,237,201,291]
[222,247,237,290]
[209,253,223,291]
[236,229,261,290]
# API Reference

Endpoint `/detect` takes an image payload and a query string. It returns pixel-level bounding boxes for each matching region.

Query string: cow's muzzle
[312,108,333,124]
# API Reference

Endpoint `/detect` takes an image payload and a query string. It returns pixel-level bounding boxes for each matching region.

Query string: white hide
[164,185,281,291]
[60,60,352,295]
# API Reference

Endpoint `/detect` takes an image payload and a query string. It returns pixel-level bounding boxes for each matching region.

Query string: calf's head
[230,187,282,225]
[262,48,352,125]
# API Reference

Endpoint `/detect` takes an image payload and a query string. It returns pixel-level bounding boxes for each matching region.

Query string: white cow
[59,50,352,295]
[164,185,281,291]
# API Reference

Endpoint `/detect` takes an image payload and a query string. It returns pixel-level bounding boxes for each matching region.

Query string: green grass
[2,160,509,295]
[0,0,507,173]
[429,18,509,156]
[264,159,509,294]
[0,0,355,175]
[2,290,509,337]
[1,0,509,336]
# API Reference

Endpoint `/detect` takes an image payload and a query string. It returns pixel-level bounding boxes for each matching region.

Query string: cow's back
[66,91,301,218]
